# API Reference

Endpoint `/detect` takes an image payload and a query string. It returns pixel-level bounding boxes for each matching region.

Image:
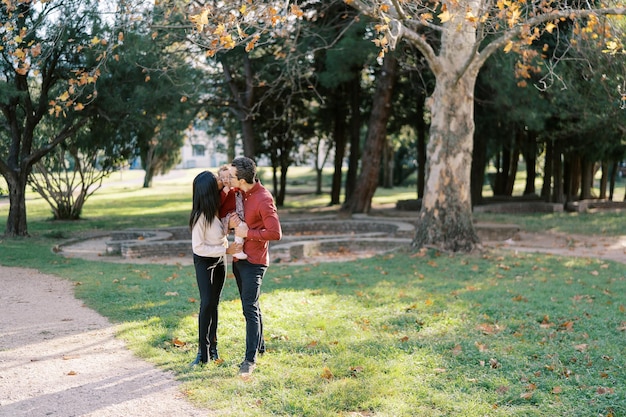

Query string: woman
[189,171,240,366]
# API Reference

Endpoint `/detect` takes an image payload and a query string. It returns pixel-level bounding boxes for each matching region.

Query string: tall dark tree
[342,53,399,213]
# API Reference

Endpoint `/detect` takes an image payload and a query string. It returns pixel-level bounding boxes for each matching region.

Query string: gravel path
[0,266,213,417]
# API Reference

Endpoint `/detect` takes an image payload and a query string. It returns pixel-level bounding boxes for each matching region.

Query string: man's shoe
[238,360,256,376]
[190,353,206,367]
[209,346,219,361]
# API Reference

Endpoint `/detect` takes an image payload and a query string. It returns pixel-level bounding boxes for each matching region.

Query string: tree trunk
[541,139,554,200]
[345,76,362,201]
[329,100,348,206]
[470,120,487,206]
[221,54,256,158]
[504,130,521,196]
[522,131,537,196]
[599,161,608,200]
[4,171,29,237]
[579,158,594,200]
[142,143,156,188]
[552,143,564,204]
[342,54,398,214]
[413,66,480,251]
[382,139,393,188]
[416,93,427,199]
[608,160,617,201]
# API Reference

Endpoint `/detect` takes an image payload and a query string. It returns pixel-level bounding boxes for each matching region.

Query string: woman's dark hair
[189,171,220,230]
[231,156,257,184]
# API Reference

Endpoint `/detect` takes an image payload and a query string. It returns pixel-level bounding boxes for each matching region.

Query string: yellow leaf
[73,103,84,111]
[59,91,70,101]
[439,10,451,23]
[91,36,100,45]
[320,366,333,380]
[545,22,556,33]
[214,23,225,36]
[503,41,513,53]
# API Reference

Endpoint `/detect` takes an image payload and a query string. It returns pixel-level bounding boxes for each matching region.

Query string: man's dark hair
[231,157,257,184]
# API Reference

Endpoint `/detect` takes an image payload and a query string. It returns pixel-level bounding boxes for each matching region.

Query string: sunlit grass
[0,235,623,416]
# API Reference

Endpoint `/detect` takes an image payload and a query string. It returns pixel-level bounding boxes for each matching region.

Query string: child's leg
[233,223,247,259]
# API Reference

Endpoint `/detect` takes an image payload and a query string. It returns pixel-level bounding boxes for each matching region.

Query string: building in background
[177,127,228,169]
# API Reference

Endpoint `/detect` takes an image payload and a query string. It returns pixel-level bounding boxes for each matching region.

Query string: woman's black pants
[193,255,226,362]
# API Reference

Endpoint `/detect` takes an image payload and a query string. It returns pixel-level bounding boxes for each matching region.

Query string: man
[228,157,282,376]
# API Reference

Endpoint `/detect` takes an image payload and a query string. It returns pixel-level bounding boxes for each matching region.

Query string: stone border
[58,217,522,264]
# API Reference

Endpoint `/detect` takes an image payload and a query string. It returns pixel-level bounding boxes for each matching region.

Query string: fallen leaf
[551,386,562,394]
[574,343,588,352]
[475,342,489,352]
[349,366,363,377]
[477,323,506,335]
[520,391,533,400]
[164,291,179,296]
[320,366,333,380]
[596,387,614,395]
[172,338,186,347]
[67,370,77,376]
[62,355,80,360]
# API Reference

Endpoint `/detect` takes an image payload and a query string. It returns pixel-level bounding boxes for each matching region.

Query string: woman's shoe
[190,352,206,367]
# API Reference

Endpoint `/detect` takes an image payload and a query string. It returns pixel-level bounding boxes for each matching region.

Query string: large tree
[343,0,626,251]
[0,0,122,236]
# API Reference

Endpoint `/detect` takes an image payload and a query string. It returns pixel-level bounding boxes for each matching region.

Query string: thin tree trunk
[599,161,608,200]
[608,160,617,201]
[342,54,398,214]
[553,143,564,204]
[345,76,361,201]
[541,139,554,201]
[221,54,256,158]
[329,100,348,206]
[416,92,427,199]
[523,131,537,196]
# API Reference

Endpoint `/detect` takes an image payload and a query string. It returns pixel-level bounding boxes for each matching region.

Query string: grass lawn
[0,167,625,417]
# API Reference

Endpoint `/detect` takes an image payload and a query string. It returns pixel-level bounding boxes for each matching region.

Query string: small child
[218,165,247,260]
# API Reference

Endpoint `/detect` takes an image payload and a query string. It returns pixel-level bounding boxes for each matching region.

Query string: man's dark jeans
[233,259,267,363]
